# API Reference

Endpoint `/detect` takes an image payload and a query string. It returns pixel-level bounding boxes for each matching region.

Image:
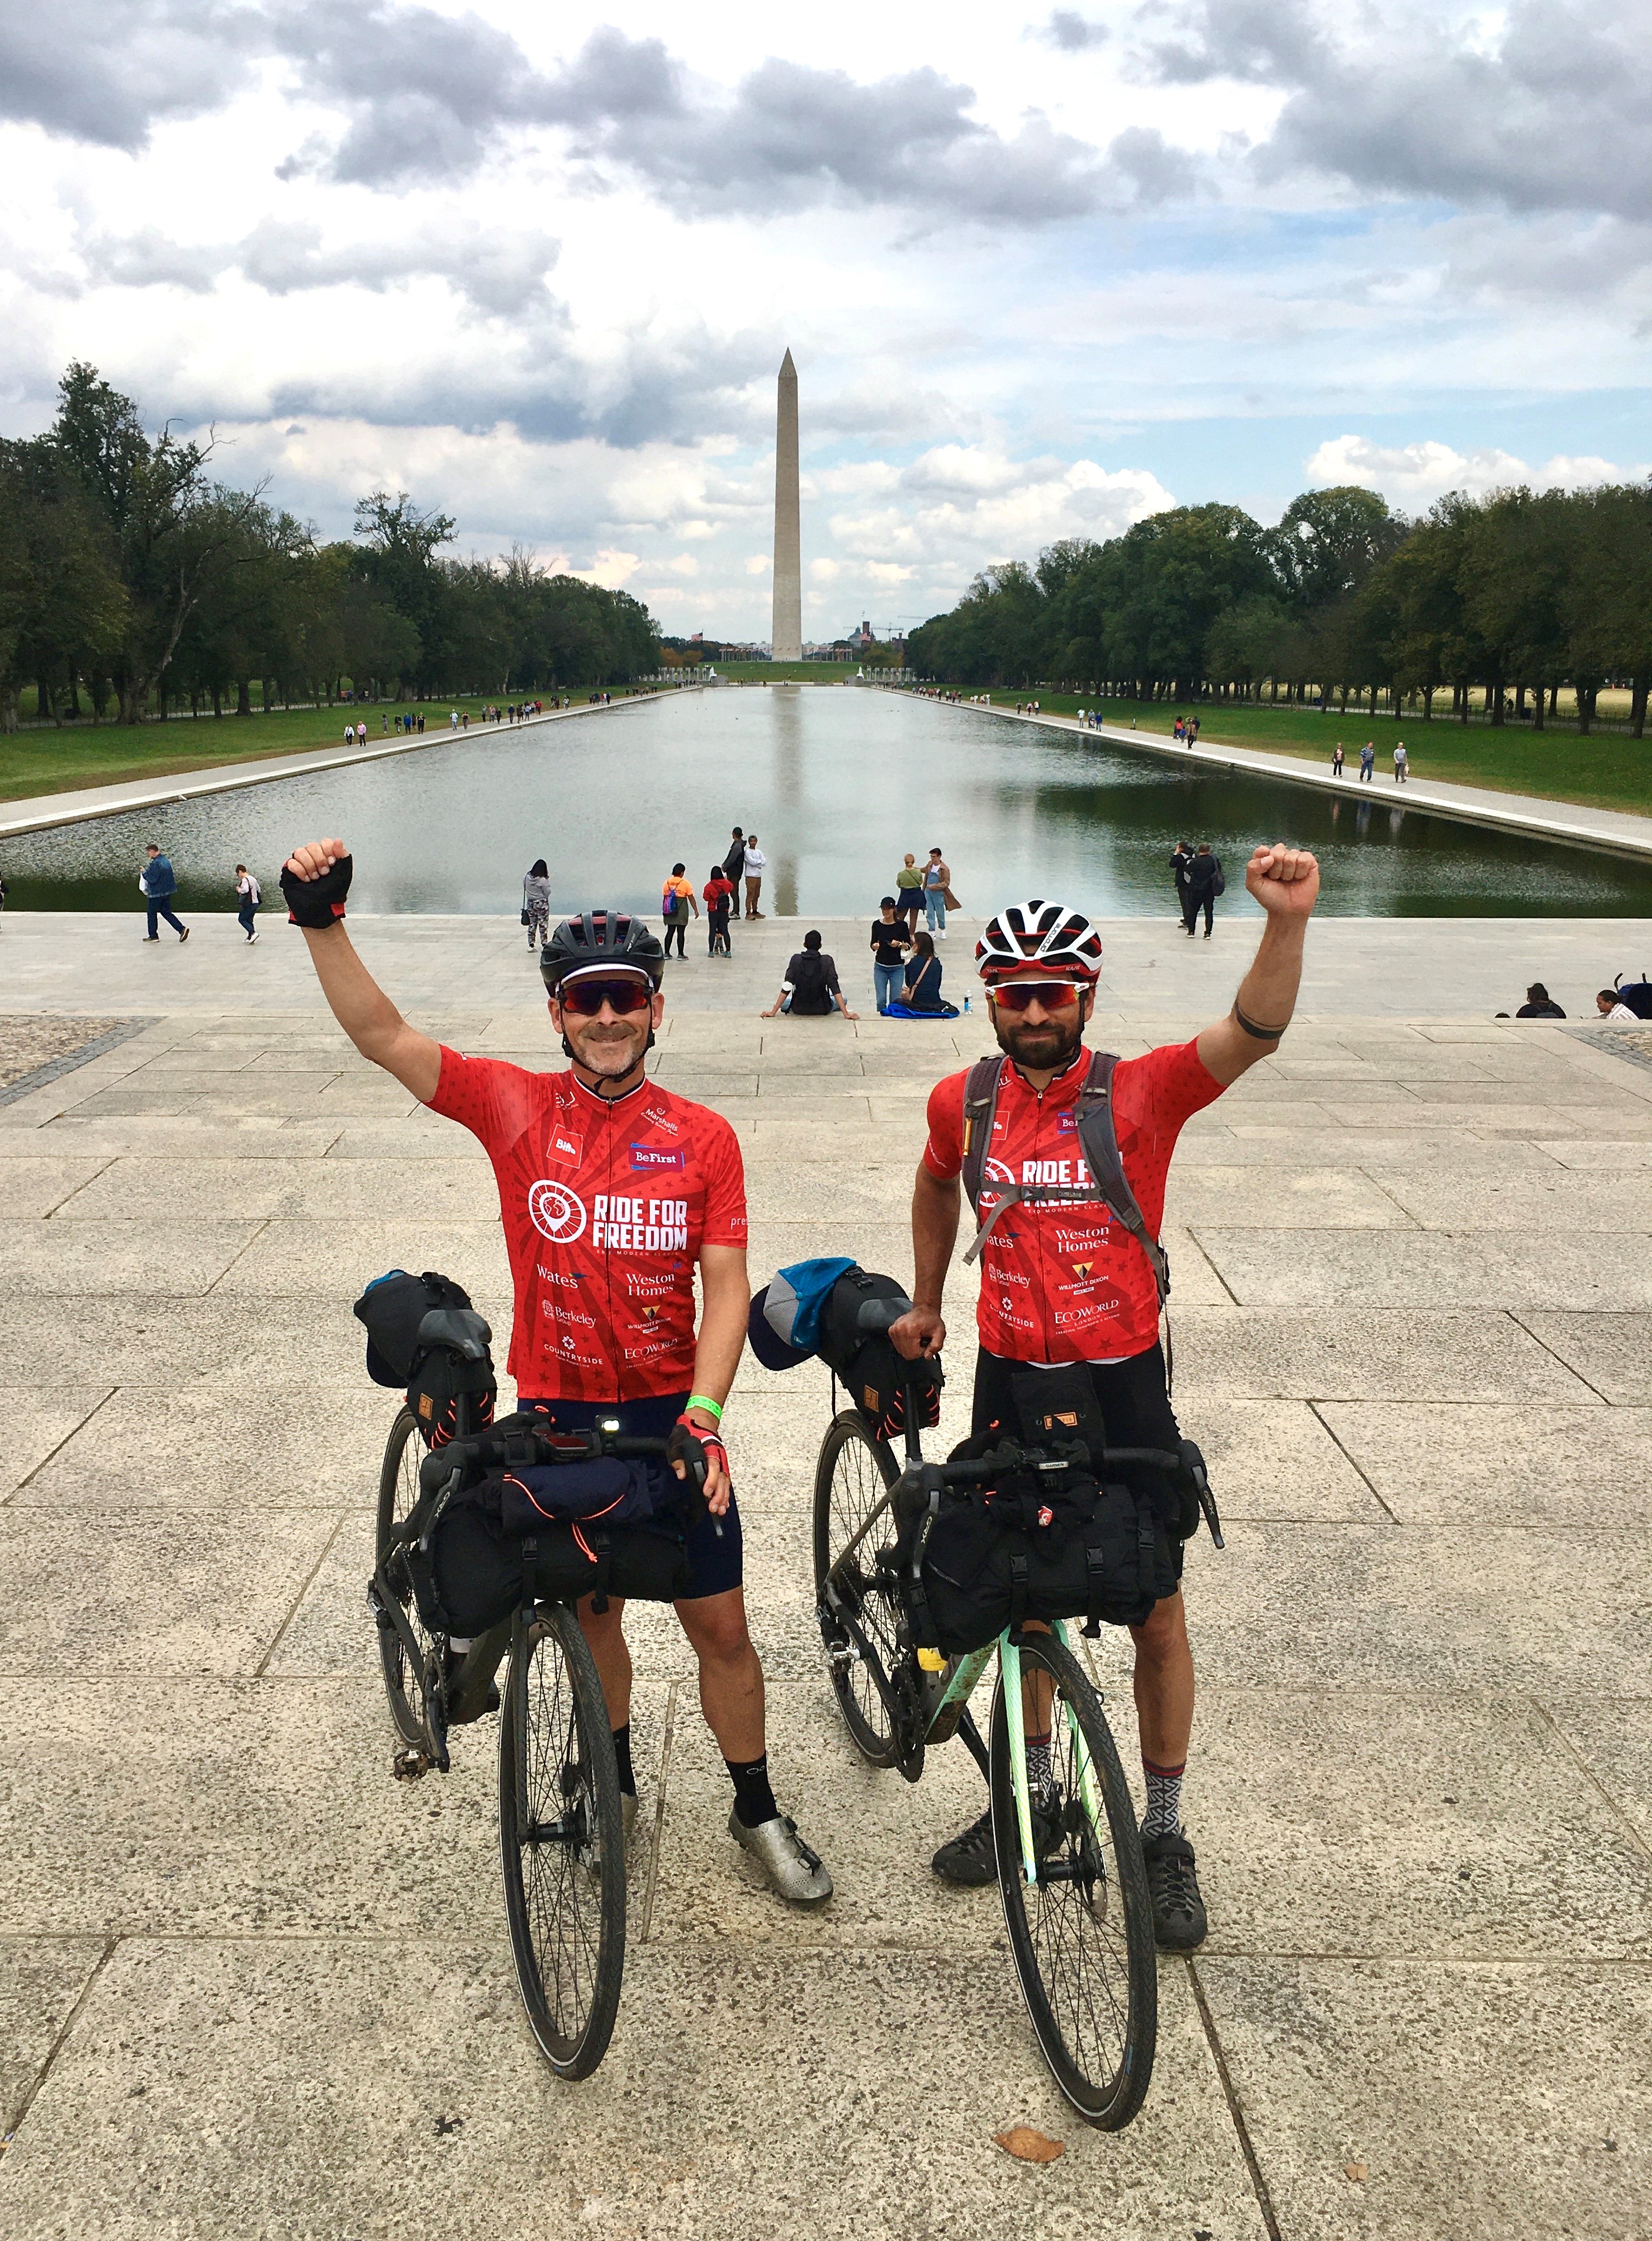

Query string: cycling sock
[612,1724,636,1798]
[725,1751,779,1828]
[1025,1731,1053,1796]
[1142,1755,1185,1837]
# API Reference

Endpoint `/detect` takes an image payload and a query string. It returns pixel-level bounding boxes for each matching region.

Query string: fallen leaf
[994,2126,1064,2165]
[1345,2162,1369,2183]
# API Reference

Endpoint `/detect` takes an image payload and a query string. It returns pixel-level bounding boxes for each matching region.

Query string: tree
[0,439,127,731]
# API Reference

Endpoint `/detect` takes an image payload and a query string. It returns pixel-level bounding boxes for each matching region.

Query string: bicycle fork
[1002,1625,1106,1888]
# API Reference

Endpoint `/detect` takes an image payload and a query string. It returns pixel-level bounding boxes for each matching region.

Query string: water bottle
[963,996,971,1013]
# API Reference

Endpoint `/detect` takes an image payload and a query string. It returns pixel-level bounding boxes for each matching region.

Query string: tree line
[0,363,660,732]
[906,483,1652,734]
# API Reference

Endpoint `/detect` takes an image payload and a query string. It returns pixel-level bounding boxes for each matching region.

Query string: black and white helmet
[976,900,1103,983]
[539,909,665,994]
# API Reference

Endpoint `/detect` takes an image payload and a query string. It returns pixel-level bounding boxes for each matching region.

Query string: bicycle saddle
[416,1306,492,1360]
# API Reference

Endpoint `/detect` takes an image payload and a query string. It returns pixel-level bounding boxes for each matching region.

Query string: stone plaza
[0,909,1648,2239]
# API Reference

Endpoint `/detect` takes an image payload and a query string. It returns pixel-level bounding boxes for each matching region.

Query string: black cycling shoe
[931,1796,1060,1888]
[1140,1827,1207,1950]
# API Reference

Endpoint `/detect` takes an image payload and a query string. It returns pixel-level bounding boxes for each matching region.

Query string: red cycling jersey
[429,1051,747,1401]
[923,1040,1224,1364]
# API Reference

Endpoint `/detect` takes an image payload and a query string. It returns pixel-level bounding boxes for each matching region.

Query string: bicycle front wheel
[991,1631,1157,2128]
[499,1603,625,2079]
[375,1408,436,1749]
[812,1410,903,1767]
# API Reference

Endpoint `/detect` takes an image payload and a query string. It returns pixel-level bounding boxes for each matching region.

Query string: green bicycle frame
[930,1624,1109,1888]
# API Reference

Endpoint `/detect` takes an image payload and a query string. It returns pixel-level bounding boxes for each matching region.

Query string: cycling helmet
[539,909,666,995]
[976,900,1104,983]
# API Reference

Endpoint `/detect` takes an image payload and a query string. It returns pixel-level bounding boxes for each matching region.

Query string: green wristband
[686,1394,723,1422]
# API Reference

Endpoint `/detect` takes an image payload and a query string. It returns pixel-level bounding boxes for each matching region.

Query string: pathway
[0,920,1648,2238]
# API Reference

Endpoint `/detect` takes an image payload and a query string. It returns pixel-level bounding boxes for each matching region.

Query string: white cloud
[1305,433,1637,503]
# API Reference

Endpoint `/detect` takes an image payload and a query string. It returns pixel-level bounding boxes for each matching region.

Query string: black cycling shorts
[519,1392,743,1602]
[971,1343,1187,1595]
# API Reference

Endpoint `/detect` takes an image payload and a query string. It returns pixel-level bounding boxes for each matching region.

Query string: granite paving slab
[0,1936,1269,2241]
[1316,1401,1652,1524]
[1194,1959,1649,2241]
[0,1386,113,1497]
[1169,1305,1597,1401]
[1194,1226,1652,1310]
[0,1217,263,1296]
[0,1937,108,2134]
[1513,1311,1652,1402]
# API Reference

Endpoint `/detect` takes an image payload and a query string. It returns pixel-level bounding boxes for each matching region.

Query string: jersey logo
[528,1179,588,1243]
[1072,1261,1092,1277]
[630,1143,686,1173]
[547,1131,583,1167]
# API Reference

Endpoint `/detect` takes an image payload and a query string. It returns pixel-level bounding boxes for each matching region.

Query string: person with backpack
[660,862,697,958]
[889,857,1321,1952]
[761,930,858,1019]
[233,864,261,943]
[1183,842,1222,937]
[704,863,735,956]
[277,839,833,1906]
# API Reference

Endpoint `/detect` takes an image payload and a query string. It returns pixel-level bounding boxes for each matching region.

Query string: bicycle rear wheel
[991,1631,1157,2128]
[499,1603,625,2079]
[812,1410,903,1767]
[374,1408,437,1750]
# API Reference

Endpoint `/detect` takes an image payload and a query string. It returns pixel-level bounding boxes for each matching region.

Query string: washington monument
[771,349,802,661]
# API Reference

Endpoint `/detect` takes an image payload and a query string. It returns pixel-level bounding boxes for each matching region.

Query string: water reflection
[4,689,1651,920]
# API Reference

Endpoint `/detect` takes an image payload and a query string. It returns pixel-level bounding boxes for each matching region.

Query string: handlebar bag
[914,1469,1180,1655]
[353,1268,498,1445]
[428,1502,691,1636]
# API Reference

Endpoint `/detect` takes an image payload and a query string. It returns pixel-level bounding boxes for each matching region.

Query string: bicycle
[369,1390,694,2081]
[813,1347,1179,2129]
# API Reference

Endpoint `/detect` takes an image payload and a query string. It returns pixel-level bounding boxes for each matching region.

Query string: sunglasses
[558,976,654,1018]
[987,981,1084,1014]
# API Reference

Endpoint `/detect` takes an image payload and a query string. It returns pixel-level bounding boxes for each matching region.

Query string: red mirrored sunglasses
[556,975,654,1017]
[986,980,1084,1014]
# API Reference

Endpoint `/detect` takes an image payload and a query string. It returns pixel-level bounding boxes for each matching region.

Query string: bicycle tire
[991,1632,1157,2128]
[499,1603,625,2079]
[375,1408,436,1750]
[812,1409,903,1768]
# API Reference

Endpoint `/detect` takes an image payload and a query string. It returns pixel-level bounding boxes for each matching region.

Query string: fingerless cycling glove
[281,851,353,928]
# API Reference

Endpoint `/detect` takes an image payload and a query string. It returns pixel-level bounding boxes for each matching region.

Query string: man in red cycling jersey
[892,846,1320,1948]
[281,838,832,1906]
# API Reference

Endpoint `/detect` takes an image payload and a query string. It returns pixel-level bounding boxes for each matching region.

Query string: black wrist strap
[1232,1000,1289,1041]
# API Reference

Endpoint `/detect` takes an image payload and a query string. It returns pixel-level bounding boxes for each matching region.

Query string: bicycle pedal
[391,1748,431,1782]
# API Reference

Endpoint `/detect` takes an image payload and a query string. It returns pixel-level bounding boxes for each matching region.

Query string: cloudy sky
[2,0,1646,640]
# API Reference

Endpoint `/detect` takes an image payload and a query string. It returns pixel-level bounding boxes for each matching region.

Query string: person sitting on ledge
[1514,983,1566,1019]
[762,930,858,1020]
[894,930,956,1016]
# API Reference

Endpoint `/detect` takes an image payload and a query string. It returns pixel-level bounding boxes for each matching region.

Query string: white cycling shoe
[727,1811,834,1907]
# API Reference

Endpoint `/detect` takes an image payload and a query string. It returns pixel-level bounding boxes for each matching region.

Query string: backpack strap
[1072,1051,1172,1311]
[1008,1548,1030,1634]
[959,1057,1016,1264]
[1082,1539,1107,1639]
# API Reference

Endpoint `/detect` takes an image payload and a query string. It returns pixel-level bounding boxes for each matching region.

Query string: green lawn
[946,691,1652,817]
[0,692,652,807]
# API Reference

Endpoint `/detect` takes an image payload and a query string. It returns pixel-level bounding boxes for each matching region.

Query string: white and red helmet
[976,900,1103,984]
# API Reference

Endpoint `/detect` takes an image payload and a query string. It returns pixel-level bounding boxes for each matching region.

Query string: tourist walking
[1183,843,1222,938]
[141,843,188,942]
[922,846,955,937]
[662,861,697,957]
[743,833,766,919]
[1393,741,1409,782]
[1359,742,1376,781]
[1170,840,1194,922]
[896,852,924,932]
[704,863,735,956]
[522,859,551,950]
[234,864,261,943]
[870,897,913,1012]
[762,931,857,1018]
[1332,742,1345,775]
